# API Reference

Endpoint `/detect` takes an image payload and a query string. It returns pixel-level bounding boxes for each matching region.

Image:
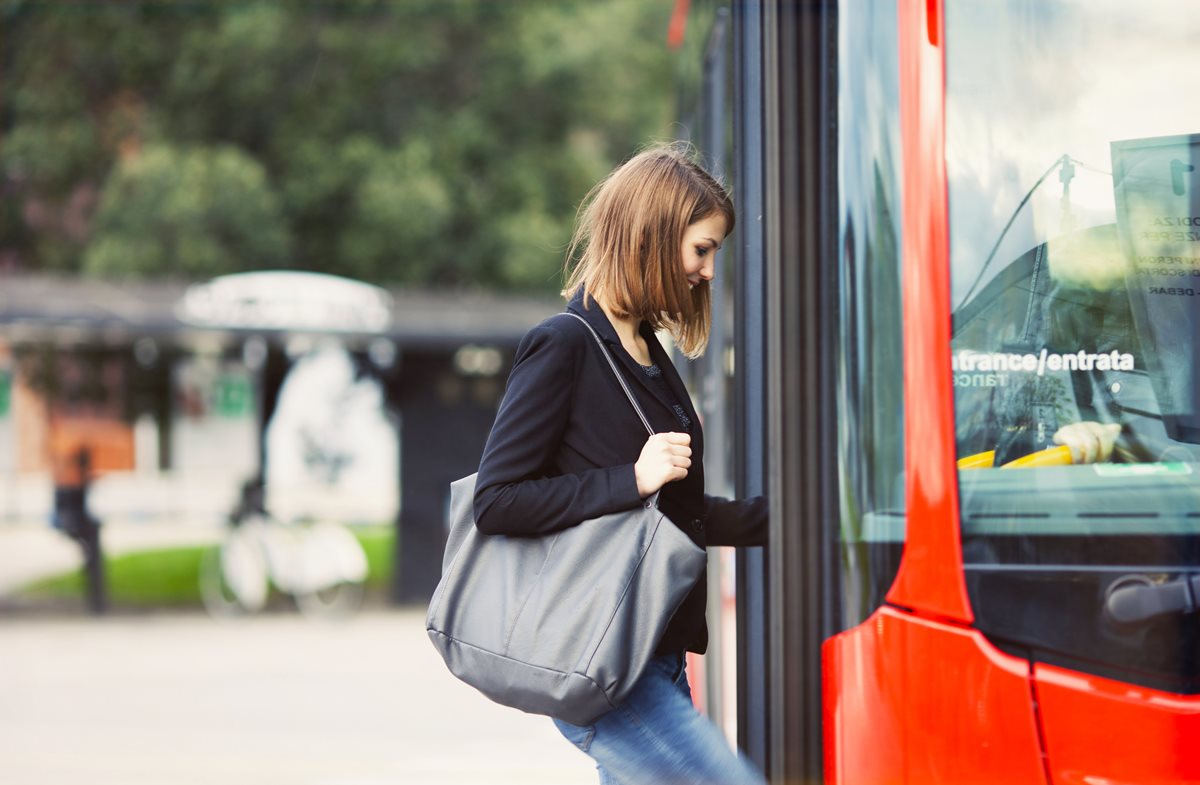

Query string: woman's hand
[635,432,692,498]
[1053,421,1121,464]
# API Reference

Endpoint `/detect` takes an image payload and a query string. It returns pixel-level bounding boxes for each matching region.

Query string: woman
[474,144,768,785]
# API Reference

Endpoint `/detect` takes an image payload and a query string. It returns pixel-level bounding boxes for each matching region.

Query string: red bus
[681,1,1200,781]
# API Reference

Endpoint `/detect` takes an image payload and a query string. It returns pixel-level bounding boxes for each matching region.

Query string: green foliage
[339,139,453,283]
[84,144,291,278]
[1,0,679,290]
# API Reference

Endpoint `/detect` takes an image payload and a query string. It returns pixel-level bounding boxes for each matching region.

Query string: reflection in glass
[947,0,1200,692]
[835,0,905,627]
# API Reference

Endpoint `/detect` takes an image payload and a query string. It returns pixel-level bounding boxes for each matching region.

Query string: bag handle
[562,312,655,437]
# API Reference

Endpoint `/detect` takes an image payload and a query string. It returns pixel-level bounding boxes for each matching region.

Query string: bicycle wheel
[293,522,368,620]
[199,527,269,618]
[295,577,365,620]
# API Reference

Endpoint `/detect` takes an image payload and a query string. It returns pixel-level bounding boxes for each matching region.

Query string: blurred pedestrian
[52,445,106,614]
[473,143,768,785]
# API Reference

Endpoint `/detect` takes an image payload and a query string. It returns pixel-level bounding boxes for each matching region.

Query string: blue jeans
[552,653,767,785]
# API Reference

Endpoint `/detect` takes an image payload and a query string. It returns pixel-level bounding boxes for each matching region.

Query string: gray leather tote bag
[425,313,706,726]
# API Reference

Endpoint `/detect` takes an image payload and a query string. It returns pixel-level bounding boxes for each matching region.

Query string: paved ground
[0,609,597,785]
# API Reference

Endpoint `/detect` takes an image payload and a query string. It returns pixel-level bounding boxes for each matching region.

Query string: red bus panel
[1035,664,1200,785]
[884,0,972,624]
[824,606,1045,784]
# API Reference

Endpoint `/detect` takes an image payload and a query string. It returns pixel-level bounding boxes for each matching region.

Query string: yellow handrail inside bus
[957,450,995,469]
[1000,445,1074,469]
[958,445,1076,469]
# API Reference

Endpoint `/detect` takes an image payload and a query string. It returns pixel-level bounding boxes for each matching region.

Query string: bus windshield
[947,0,1200,693]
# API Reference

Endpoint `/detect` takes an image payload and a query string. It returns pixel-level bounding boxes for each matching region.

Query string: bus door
[948,2,1200,782]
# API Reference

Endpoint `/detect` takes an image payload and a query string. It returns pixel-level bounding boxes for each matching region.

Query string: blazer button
[691,518,704,533]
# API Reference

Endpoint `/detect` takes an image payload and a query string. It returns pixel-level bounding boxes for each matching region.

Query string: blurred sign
[51,417,135,483]
[177,271,393,333]
[215,372,253,418]
[265,341,398,523]
[170,357,257,477]
[0,368,10,417]
[1112,132,1200,443]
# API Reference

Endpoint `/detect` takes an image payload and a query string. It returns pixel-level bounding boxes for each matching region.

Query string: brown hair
[562,143,735,358]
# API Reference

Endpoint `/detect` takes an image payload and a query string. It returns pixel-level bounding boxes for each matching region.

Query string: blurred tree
[0,0,679,290]
[84,144,291,278]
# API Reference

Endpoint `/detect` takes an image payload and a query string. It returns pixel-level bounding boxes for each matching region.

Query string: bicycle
[199,480,369,620]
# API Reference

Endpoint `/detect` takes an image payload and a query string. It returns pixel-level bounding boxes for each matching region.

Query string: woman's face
[680,213,727,289]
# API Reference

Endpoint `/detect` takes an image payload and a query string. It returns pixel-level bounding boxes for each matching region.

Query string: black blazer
[474,289,767,655]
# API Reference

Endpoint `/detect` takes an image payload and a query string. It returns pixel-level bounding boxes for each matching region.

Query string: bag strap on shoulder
[560,312,655,437]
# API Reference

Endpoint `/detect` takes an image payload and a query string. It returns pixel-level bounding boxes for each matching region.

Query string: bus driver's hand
[635,432,692,497]
[1053,421,1121,464]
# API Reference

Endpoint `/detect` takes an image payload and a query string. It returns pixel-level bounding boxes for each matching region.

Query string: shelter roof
[0,274,561,349]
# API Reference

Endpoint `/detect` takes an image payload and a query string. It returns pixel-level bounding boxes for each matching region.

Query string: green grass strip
[22,526,395,607]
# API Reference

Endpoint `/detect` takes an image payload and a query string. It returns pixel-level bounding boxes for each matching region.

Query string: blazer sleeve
[702,493,769,547]
[473,320,643,537]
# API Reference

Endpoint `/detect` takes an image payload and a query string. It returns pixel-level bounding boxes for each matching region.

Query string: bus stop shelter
[0,271,559,605]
